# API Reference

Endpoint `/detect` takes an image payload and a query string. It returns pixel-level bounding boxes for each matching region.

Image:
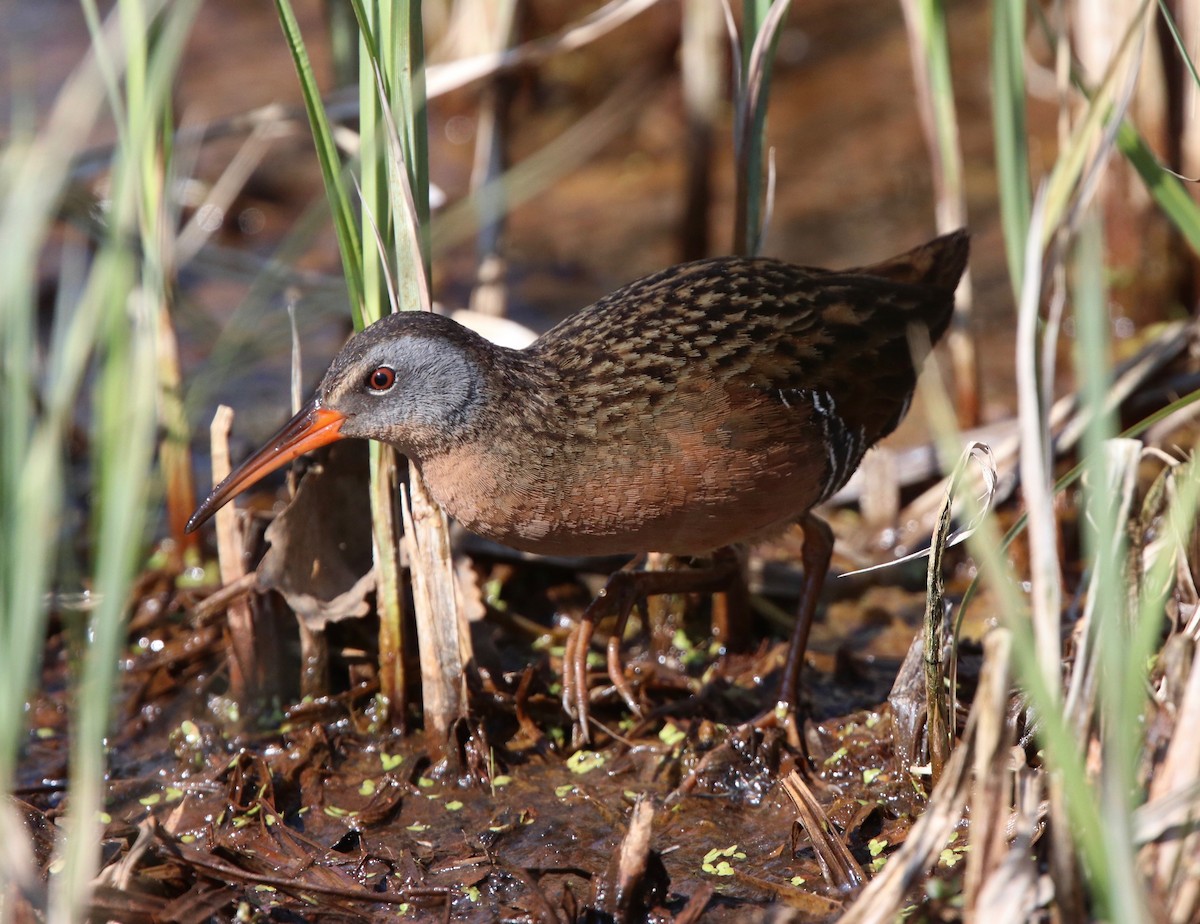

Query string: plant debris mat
[17,553,987,923]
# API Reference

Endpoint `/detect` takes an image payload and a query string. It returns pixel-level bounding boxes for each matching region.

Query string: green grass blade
[1115,122,1200,254]
[41,0,198,915]
[734,0,790,256]
[351,0,390,328]
[920,352,1113,914]
[1157,0,1199,91]
[274,0,366,322]
[1072,212,1149,922]
[907,0,965,227]
[990,0,1031,294]
[390,0,432,298]
[351,0,408,721]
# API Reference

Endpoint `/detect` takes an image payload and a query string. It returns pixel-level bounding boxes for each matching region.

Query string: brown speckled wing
[533,246,958,503]
[425,233,966,557]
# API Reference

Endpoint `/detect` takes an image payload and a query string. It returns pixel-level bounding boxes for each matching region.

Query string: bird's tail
[854,229,970,293]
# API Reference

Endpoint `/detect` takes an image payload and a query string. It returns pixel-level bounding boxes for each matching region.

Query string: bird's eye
[366,366,396,392]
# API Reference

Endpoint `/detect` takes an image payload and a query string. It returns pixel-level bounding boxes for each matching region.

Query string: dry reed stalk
[962,628,1021,915]
[841,626,1019,922]
[461,0,518,318]
[970,757,1046,921]
[210,405,258,712]
[1015,197,1064,700]
[897,0,978,427]
[426,0,662,98]
[781,770,865,893]
[401,477,468,741]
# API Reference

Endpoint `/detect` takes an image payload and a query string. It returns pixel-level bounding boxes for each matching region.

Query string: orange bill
[186,402,347,533]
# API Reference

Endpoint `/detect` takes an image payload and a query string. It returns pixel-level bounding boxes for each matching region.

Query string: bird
[188,230,969,743]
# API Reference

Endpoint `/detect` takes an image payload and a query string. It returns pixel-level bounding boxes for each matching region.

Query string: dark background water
[2,0,1024,453]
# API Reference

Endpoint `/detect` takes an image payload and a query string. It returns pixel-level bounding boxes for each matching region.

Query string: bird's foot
[747,698,806,753]
[562,565,646,746]
[562,554,741,746]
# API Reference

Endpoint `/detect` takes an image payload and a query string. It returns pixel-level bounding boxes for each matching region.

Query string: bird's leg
[760,512,834,742]
[563,554,645,741]
[707,546,751,651]
[564,552,741,744]
[606,605,643,717]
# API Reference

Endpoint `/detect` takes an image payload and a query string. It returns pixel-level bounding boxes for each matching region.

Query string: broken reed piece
[209,404,258,711]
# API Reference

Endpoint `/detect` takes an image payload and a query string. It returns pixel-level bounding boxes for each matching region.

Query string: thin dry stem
[963,628,1018,913]
[1015,193,1063,699]
[842,626,1019,922]
[781,770,865,893]
[897,0,978,426]
[210,405,258,712]
[426,0,661,98]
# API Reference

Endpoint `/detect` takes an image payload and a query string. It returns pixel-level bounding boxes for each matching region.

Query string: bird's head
[186,312,490,532]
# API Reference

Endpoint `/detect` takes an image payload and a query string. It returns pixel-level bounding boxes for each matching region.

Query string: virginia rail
[189,230,968,740]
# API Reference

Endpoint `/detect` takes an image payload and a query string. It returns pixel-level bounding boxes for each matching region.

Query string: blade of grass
[353,0,465,734]
[900,0,978,425]
[1115,122,1200,253]
[0,12,128,746]
[1014,191,1063,696]
[272,0,418,723]
[919,348,1114,917]
[990,0,1031,295]
[901,0,966,232]
[734,0,791,256]
[384,0,466,737]
[1157,0,1200,92]
[351,1,410,721]
[1072,211,1149,921]
[46,1,199,917]
[274,0,366,322]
